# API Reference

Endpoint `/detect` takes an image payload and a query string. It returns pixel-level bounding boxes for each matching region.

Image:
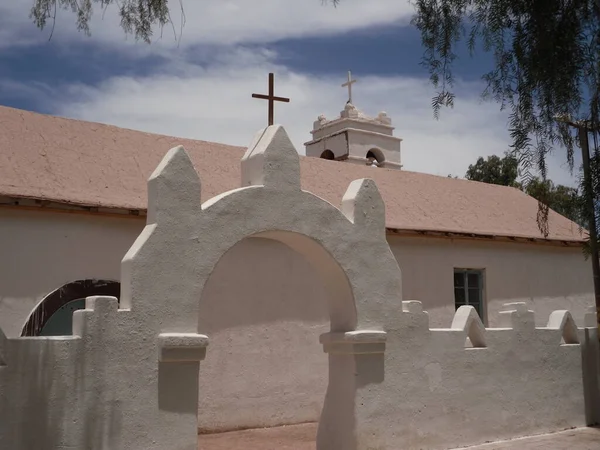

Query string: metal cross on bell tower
[342,70,357,104]
[252,73,290,126]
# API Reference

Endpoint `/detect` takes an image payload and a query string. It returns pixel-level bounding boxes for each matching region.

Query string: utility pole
[555,115,600,331]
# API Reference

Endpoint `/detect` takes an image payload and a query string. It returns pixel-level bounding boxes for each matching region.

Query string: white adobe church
[0,77,594,435]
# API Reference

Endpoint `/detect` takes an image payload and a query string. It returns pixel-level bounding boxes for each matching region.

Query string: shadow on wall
[197,236,331,432]
[74,307,123,450]
[1,328,123,450]
[1,339,68,449]
[389,236,594,327]
[199,237,329,332]
[0,209,140,299]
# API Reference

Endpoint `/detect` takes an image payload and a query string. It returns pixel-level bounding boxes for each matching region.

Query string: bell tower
[304,72,402,169]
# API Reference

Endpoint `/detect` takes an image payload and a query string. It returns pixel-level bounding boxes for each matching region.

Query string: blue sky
[0,0,579,185]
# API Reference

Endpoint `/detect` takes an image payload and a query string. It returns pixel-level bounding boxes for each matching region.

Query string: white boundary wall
[0,126,598,450]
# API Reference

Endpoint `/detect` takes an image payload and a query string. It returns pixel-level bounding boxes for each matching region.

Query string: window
[454,269,485,321]
[21,279,120,336]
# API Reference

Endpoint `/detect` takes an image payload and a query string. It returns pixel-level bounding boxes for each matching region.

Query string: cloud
[0,0,579,185]
[21,45,571,186]
[0,0,414,53]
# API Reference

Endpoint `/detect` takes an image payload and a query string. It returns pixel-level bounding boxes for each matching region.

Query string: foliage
[465,152,520,187]
[410,0,600,236]
[582,152,600,256]
[524,178,585,227]
[30,0,173,43]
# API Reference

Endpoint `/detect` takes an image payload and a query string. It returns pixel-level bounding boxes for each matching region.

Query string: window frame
[453,268,486,324]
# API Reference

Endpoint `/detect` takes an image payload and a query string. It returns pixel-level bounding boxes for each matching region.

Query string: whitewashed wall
[0,209,142,337]
[0,207,594,433]
[390,235,594,327]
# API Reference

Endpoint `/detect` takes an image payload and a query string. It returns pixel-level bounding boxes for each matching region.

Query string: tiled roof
[0,105,585,242]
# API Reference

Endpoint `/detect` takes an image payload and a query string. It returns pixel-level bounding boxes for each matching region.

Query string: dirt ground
[198,424,600,450]
[198,423,317,450]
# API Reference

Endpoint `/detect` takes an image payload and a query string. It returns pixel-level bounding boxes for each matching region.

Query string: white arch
[122,125,403,333]
[117,125,404,450]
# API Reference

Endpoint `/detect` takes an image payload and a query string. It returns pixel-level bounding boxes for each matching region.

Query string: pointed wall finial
[451,305,487,348]
[547,310,580,344]
[147,146,202,225]
[241,125,301,190]
[341,178,385,236]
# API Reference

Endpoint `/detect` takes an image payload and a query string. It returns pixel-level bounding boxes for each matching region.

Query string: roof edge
[0,195,585,245]
[387,228,586,247]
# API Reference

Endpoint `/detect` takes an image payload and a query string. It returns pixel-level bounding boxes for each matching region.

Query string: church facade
[0,103,593,431]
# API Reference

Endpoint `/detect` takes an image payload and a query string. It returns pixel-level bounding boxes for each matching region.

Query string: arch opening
[366,148,385,166]
[196,230,355,436]
[320,150,335,160]
[21,279,120,336]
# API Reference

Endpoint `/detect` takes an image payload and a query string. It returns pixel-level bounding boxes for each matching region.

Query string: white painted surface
[0,208,595,435]
[0,127,598,450]
[0,208,143,337]
[0,209,595,433]
[1,211,591,337]
[390,235,594,328]
[197,237,329,431]
[305,103,402,168]
[0,126,400,450]
[346,303,596,450]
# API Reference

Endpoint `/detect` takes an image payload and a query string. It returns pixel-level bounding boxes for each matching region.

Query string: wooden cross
[342,71,357,104]
[252,73,290,126]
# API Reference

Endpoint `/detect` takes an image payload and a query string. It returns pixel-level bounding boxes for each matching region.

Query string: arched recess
[320,149,335,160]
[21,279,120,336]
[192,188,368,332]
[197,231,337,431]
[366,148,385,164]
[177,180,400,334]
[120,129,402,334]
[200,229,354,329]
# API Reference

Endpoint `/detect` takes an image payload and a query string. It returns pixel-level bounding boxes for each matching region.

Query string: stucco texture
[0,125,598,450]
[0,125,402,450]
[0,210,594,436]
[391,235,594,327]
[0,208,142,337]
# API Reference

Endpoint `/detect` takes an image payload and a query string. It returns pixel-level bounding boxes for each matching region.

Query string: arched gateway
[118,125,403,449]
[0,125,403,450]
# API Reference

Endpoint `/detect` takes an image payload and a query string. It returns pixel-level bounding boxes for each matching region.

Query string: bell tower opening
[320,150,335,160]
[366,148,385,167]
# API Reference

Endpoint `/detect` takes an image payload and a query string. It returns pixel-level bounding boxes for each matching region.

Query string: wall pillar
[316,330,387,450]
[582,307,600,425]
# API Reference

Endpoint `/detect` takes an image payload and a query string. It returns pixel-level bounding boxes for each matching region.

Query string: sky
[0,0,582,185]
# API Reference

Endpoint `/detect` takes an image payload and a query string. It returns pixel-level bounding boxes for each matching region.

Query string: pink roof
[0,105,585,243]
